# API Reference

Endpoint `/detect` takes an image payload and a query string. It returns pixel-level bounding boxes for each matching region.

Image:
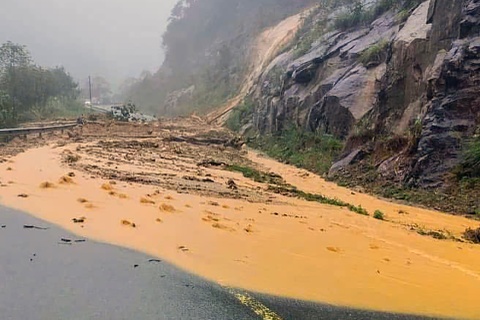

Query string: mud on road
[69,119,268,203]
[2,118,270,201]
[2,118,480,319]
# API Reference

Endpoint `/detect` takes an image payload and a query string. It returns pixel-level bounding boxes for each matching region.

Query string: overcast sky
[0,0,178,87]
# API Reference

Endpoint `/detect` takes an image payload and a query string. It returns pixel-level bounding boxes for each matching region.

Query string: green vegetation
[333,0,423,31]
[373,209,385,220]
[464,227,480,244]
[250,127,343,175]
[396,9,411,23]
[263,66,285,94]
[225,98,254,132]
[222,156,368,217]
[293,24,326,58]
[267,184,369,215]
[359,40,389,66]
[416,228,448,240]
[458,137,480,178]
[32,97,86,119]
[284,0,351,58]
[287,6,327,58]
[452,137,480,208]
[225,164,284,184]
[415,226,464,242]
[334,1,371,31]
[0,41,82,128]
[411,224,463,241]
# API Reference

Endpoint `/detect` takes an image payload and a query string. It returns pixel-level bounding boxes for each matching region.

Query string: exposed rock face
[251,9,400,139]
[246,0,480,191]
[408,0,480,188]
[367,0,480,189]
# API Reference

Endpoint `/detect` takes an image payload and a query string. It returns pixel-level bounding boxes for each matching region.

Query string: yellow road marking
[226,287,283,320]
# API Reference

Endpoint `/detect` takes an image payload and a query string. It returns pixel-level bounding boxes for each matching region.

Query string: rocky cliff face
[406,0,480,188]
[251,8,400,138]
[241,0,480,211]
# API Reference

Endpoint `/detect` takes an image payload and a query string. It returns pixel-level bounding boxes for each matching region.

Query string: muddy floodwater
[1,119,479,319]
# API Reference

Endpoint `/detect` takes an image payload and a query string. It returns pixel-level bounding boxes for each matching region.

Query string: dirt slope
[206,9,307,124]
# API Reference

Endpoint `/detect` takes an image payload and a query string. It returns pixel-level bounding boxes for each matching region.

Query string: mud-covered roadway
[2,117,480,319]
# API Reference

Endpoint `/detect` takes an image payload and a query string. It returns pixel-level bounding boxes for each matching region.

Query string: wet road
[0,205,433,320]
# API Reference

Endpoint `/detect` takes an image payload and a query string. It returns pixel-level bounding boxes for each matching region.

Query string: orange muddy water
[1,143,480,319]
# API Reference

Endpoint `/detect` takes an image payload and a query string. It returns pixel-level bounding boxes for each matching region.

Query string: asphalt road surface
[0,205,434,320]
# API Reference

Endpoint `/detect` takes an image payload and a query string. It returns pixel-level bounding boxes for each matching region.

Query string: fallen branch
[23,225,49,230]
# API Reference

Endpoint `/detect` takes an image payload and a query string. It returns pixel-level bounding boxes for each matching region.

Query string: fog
[0,0,178,86]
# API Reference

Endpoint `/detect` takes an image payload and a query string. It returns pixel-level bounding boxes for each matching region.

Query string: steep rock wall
[244,0,480,194]
[250,10,400,138]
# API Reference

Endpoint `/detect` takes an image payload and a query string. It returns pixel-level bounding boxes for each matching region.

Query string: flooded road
[0,205,429,320]
[0,119,479,318]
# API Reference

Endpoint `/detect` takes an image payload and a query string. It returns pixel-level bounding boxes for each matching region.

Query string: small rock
[244,225,254,233]
[72,217,86,223]
[227,179,238,190]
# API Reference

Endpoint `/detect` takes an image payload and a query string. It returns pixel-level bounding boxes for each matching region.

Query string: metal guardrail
[90,106,109,113]
[0,123,78,137]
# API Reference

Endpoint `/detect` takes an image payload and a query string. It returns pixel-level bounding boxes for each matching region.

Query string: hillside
[227,0,480,214]
[130,0,480,214]
[122,0,316,115]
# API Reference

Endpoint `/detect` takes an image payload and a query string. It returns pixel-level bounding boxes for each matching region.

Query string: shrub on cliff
[458,137,480,178]
[226,98,254,132]
[359,39,389,67]
[333,0,423,31]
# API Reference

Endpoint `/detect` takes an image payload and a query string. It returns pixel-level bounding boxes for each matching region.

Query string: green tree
[0,41,80,124]
[0,41,33,122]
[0,41,32,71]
[0,91,15,128]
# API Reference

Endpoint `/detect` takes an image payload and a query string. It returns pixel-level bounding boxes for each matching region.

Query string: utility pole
[88,75,92,106]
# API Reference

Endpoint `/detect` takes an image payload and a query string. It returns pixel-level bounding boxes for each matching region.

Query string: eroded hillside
[225,0,480,214]
[124,0,479,213]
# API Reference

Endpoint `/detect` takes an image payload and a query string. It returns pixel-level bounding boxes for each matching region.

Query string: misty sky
[0,0,178,87]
